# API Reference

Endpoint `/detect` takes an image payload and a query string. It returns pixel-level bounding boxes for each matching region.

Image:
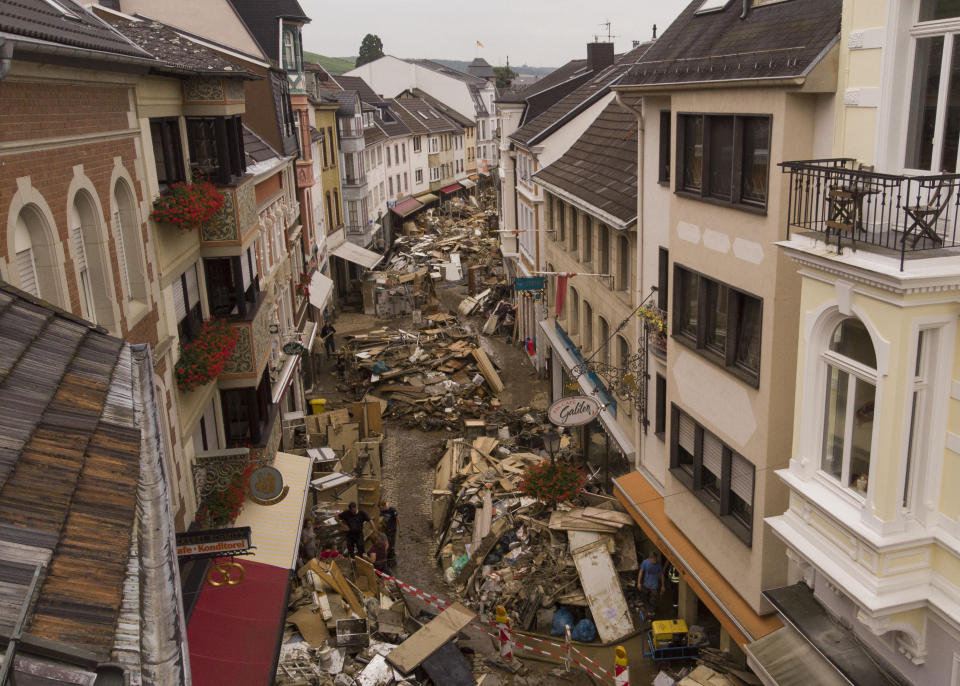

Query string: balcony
[200,179,257,245]
[343,174,366,188]
[781,159,960,269]
[220,293,272,382]
[643,306,667,359]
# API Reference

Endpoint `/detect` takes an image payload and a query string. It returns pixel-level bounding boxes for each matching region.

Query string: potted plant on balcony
[519,460,587,510]
[175,318,240,391]
[150,180,225,231]
[638,304,667,355]
[195,462,255,527]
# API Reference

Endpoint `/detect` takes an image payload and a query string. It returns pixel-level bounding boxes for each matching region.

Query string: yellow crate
[651,619,688,649]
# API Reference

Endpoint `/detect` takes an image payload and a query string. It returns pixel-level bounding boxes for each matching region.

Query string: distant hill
[429,59,556,78]
[303,51,354,75]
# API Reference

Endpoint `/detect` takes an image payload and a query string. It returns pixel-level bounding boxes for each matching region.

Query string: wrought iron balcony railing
[780,158,960,269]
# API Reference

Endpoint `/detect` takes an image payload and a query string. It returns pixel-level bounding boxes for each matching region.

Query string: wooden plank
[311,559,366,618]
[580,506,634,527]
[386,603,476,673]
[471,348,503,395]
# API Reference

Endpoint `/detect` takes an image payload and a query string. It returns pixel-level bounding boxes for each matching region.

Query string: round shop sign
[548,396,601,427]
[248,466,285,502]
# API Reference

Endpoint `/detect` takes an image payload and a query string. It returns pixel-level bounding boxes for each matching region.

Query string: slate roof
[385,98,430,135]
[409,58,487,87]
[227,0,309,64]
[0,284,143,661]
[620,0,841,87]
[243,123,280,164]
[467,57,495,79]
[533,99,640,226]
[372,104,414,138]
[521,58,589,100]
[0,0,152,60]
[409,88,473,128]
[110,19,254,76]
[510,42,651,148]
[333,74,383,104]
[392,97,460,134]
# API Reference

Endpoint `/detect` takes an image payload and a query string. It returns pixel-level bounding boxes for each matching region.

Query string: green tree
[356,34,384,67]
[493,66,518,89]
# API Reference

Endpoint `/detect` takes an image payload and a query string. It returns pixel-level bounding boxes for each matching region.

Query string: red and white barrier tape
[373,568,617,684]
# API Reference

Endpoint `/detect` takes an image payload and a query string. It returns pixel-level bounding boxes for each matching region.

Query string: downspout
[0,38,14,80]
[614,91,645,472]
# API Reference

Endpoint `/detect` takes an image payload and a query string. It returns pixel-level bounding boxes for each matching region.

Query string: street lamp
[543,430,561,466]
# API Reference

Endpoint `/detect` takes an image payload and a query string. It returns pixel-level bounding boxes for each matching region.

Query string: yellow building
[759,2,960,685]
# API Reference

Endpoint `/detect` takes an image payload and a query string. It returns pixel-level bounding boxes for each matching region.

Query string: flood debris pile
[432,432,644,647]
[335,325,507,430]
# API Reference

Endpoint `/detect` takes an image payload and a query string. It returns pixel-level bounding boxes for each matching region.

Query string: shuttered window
[671,405,754,545]
[176,264,203,344]
[73,225,96,323]
[16,249,38,297]
[114,211,130,298]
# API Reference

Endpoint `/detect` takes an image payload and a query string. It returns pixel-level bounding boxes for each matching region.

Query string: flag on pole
[476,40,484,47]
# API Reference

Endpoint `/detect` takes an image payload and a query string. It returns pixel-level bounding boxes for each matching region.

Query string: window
[413,136,421,152]
[676,114,770,208]
[598,317,610,364]
[569,288,580,334]
[903,327,938,509]
[333,189,341,225]
[221,369,273,445]
[617,235,630,291]
[673,265,762,386]
[905,5,960,170]
[327,127,336,167]
[388,177,393,196]
[583,301,593,353]
[394,144,399,164]
[70,190,113,328]
[386,146,391,167]
[820,318,877,497]
[402,142,407,163]
[416,169,423,184]
[659,110,671,184]
[599,224,610,276]
[404,172,409,192]
[174,264,202,344]
[569,208,579,254]
[149,118,186,188]
[194,398,220,453]
[657,247,669,310]
[326,191,334,232]
[557,199,566,243]
[655,374,666,440]
[204,247,260,319]
[671,405,754,544]
[377,146,382,165]
[582,218,593,264]
[283,30,295,70]
[186,116,246,184]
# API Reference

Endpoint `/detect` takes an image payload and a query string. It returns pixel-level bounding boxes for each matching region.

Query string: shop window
[676,113,770,209]
[820,318,877,498]
[670,405,754,545]
[149,117,186,189]
[673,264,762,386]
[186,115,246,184]
[204,247,260,318]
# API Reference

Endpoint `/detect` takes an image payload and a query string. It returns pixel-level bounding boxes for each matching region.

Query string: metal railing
[780,158,960,269]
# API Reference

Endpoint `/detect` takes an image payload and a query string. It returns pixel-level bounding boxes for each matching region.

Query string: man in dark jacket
[338,502,370,557]
[320,320,336,359]
[379,499,399,560]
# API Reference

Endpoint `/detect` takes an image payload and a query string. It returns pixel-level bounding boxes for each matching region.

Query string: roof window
[696,0,730,13]
[43,0,80,19]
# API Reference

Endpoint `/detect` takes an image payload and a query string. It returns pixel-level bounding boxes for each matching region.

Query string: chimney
[587,42,615,72]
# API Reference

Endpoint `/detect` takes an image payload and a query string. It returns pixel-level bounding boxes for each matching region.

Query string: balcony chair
[901,177,953,248]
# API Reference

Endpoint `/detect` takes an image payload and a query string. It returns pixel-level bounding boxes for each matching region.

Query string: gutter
[533,174,634,230]
[0,31,158,70]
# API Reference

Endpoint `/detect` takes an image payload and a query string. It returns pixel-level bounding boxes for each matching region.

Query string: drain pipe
[614,90,645,471]
[0,38,13,80]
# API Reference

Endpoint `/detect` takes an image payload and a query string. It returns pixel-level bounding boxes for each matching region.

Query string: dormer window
[283,30,295,71]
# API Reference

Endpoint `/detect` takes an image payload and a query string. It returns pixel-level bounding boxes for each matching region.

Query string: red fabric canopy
[187,560,290,686]
[440,183,462,194]
[390,196,423,217]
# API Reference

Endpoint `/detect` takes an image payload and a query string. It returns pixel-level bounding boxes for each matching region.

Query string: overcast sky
[299,0,693,68]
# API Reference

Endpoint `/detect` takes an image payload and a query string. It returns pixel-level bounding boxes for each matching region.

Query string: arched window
[617,335,630,369]
[599,224,609,276]
[569,207,579,254]
[582,217,593,264]
[598,316,609,364]
[333,189,342,225]
[70,190,115,328]
[583,300,593,353]
[569,288,579,334]
[13,204,65,307]
[618,235,630,291]
[821,317,877,496]
[545,263,555,315]
[113,179,147,303]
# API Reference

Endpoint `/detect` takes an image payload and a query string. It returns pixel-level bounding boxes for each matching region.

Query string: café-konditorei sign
[548,396,601,427]
[176,526,252,560]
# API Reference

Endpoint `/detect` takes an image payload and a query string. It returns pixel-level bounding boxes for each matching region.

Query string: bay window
[186,116,246,184]
[150,117,186,189]
[819,318,877,497]
[671,405,755,544]
[676,113,770,209]
[204,247,260,318]
[673,265,762,386]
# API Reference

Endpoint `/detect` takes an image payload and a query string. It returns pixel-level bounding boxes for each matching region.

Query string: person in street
[637,551,666,615]
[320,320,336,359]
[366,533,390,573]
[379,499,399,560]
[338,502,370,557]
[299,530,318,566]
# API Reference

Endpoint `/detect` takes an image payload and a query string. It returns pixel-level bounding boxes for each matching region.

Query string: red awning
[391,196,424,217]
[187,560,290,686]
[440,183,462,194]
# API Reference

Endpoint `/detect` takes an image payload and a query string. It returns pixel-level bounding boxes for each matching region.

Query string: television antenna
[597,20,618,43]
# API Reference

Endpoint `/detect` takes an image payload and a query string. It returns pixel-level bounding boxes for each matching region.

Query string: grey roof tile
[110,19,254,76]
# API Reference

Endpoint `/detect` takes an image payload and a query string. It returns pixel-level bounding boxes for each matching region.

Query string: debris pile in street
[431,432,644,646]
